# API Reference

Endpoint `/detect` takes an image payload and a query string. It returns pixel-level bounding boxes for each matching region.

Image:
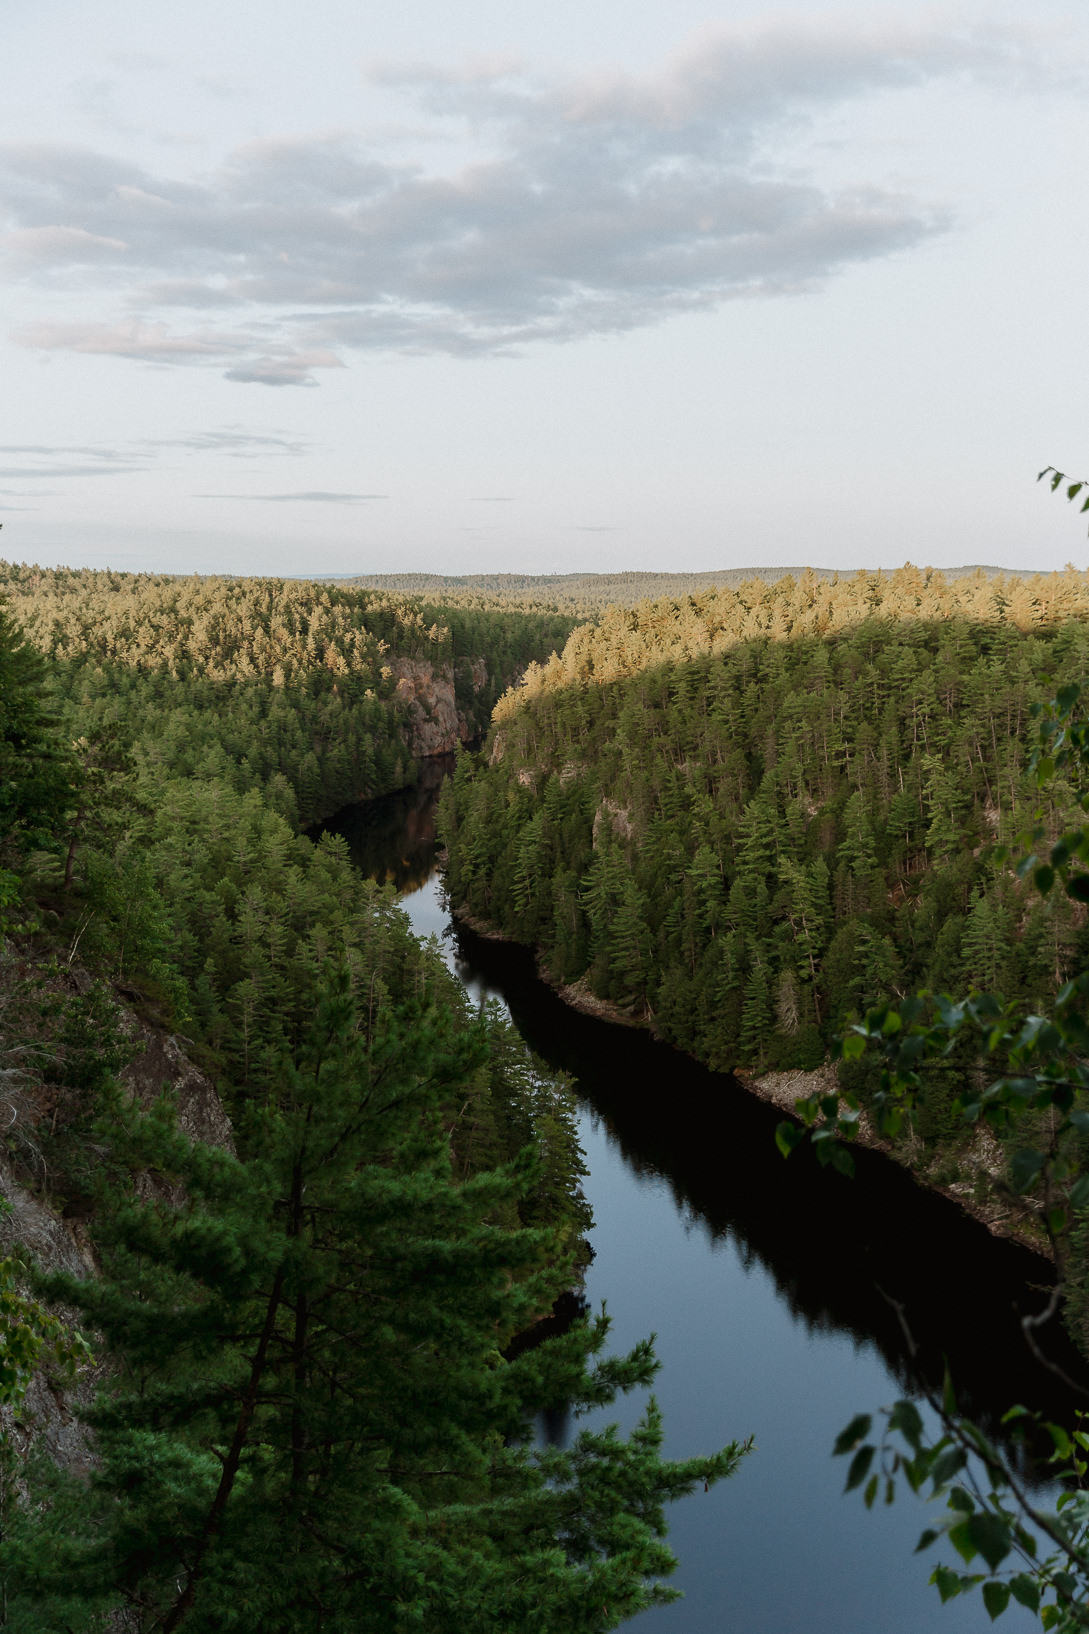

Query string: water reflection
[453,917,1085,1457]
[311,755,451,893]
[321,775,1089,1633]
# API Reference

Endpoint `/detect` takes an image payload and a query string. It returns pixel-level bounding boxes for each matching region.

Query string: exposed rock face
[0,972,234,1491]
[0,1166,101,1479]
[119,1020,234,1154]
[592,798,634,845]
[390,657,488,757]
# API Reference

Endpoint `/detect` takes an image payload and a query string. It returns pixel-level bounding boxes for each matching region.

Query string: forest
[0,573,747,1630]
[438,567,1089,1234]
[7,554,1089,1627]
[341,563,1004,612]
[0,562,580,826]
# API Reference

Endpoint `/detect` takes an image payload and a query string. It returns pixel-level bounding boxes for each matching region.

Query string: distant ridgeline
[334,564,1008,615]
[439,565,1089,1142]
[0,562,578,827]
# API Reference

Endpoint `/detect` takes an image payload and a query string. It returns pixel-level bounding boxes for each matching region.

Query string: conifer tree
[10,976,748,1633]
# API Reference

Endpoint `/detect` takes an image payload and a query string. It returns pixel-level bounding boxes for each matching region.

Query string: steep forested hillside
[439,567,1089,1141]
[0,562,578,826]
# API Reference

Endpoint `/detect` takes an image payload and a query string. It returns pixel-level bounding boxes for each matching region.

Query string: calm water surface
[323,771,1086,1634]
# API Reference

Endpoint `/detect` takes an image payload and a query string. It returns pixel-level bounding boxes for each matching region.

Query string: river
[322,765,1087,1634]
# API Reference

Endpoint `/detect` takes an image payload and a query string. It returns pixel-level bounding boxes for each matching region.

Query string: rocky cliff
[391,656,489,757]
[0,960,233,1488]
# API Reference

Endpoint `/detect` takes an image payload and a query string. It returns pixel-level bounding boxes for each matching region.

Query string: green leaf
[775,1121,805,1159]
[1034,864,1055,895]
[931,1565,963,1603]
[1070,1175,1089,1210]
[964,1512,1012,1571]
[1068,874,1089,903]
[943,1368,958,1416]
[1009,1574,1040,1613]
[982,1581,1011,1621]
[826,1143,855,1178]
[888,1399,925,1451]
[916,1528,941,1553]
[930,1446,967,1487]
[845,1445,875,1492]
[949,1520,978,1564]
[863,1472,879,1509]
[833,1414,872,1457]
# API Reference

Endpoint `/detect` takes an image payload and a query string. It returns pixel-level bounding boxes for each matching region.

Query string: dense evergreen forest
[341,564,1005,613]
[0,562,579,826]
[439,566,1089,1177]
[0,578,748,1630]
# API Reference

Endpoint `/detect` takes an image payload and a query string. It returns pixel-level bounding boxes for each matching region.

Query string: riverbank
[450,904,1050,1262]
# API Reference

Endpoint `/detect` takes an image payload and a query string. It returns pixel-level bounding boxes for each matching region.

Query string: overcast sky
[2,0,1087,577]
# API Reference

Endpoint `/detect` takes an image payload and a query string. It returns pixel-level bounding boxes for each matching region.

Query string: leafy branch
[1038,469,1089,535]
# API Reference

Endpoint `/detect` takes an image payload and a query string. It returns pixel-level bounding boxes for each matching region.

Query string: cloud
[11,319,342,385]
[0,443,134,459]
[13,318,233,357]
[147,427,310,457]
[198,491,386,503]
[222,351,345,386]
[0,428,311,488]
[0,462,146,478]
[0,19,1060,380]
[0,444,145,479]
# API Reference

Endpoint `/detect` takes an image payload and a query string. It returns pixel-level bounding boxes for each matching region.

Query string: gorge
[325,766,1085,1633]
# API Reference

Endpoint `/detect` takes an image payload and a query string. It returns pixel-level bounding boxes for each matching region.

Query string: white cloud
[0,428,312,486]
[3,225,129,263]
[197,491,386,502]
[222,350,345,386]
[11,319,342,385]
[13,318,231,357]
[0,462,146,478]
[148,427,310,456]
[0,17,1062,384]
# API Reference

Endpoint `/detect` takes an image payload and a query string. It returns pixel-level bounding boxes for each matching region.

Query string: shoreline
[450,904,1051,1263]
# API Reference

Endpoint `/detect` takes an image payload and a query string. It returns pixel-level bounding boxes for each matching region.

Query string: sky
[1,0,1088,579]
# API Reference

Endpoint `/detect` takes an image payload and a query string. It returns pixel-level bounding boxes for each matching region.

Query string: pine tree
[12,976,748,1633]
[0,600,74,863]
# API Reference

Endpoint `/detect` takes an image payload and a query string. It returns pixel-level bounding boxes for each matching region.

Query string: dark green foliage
[0,579,751,1630]
[0,598,73,860]
[5,979,748,1632]
[0,563,579,831]
[441,602,1089,1096]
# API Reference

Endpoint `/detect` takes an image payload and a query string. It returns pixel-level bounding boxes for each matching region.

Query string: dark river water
[323,764,1088,1634]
